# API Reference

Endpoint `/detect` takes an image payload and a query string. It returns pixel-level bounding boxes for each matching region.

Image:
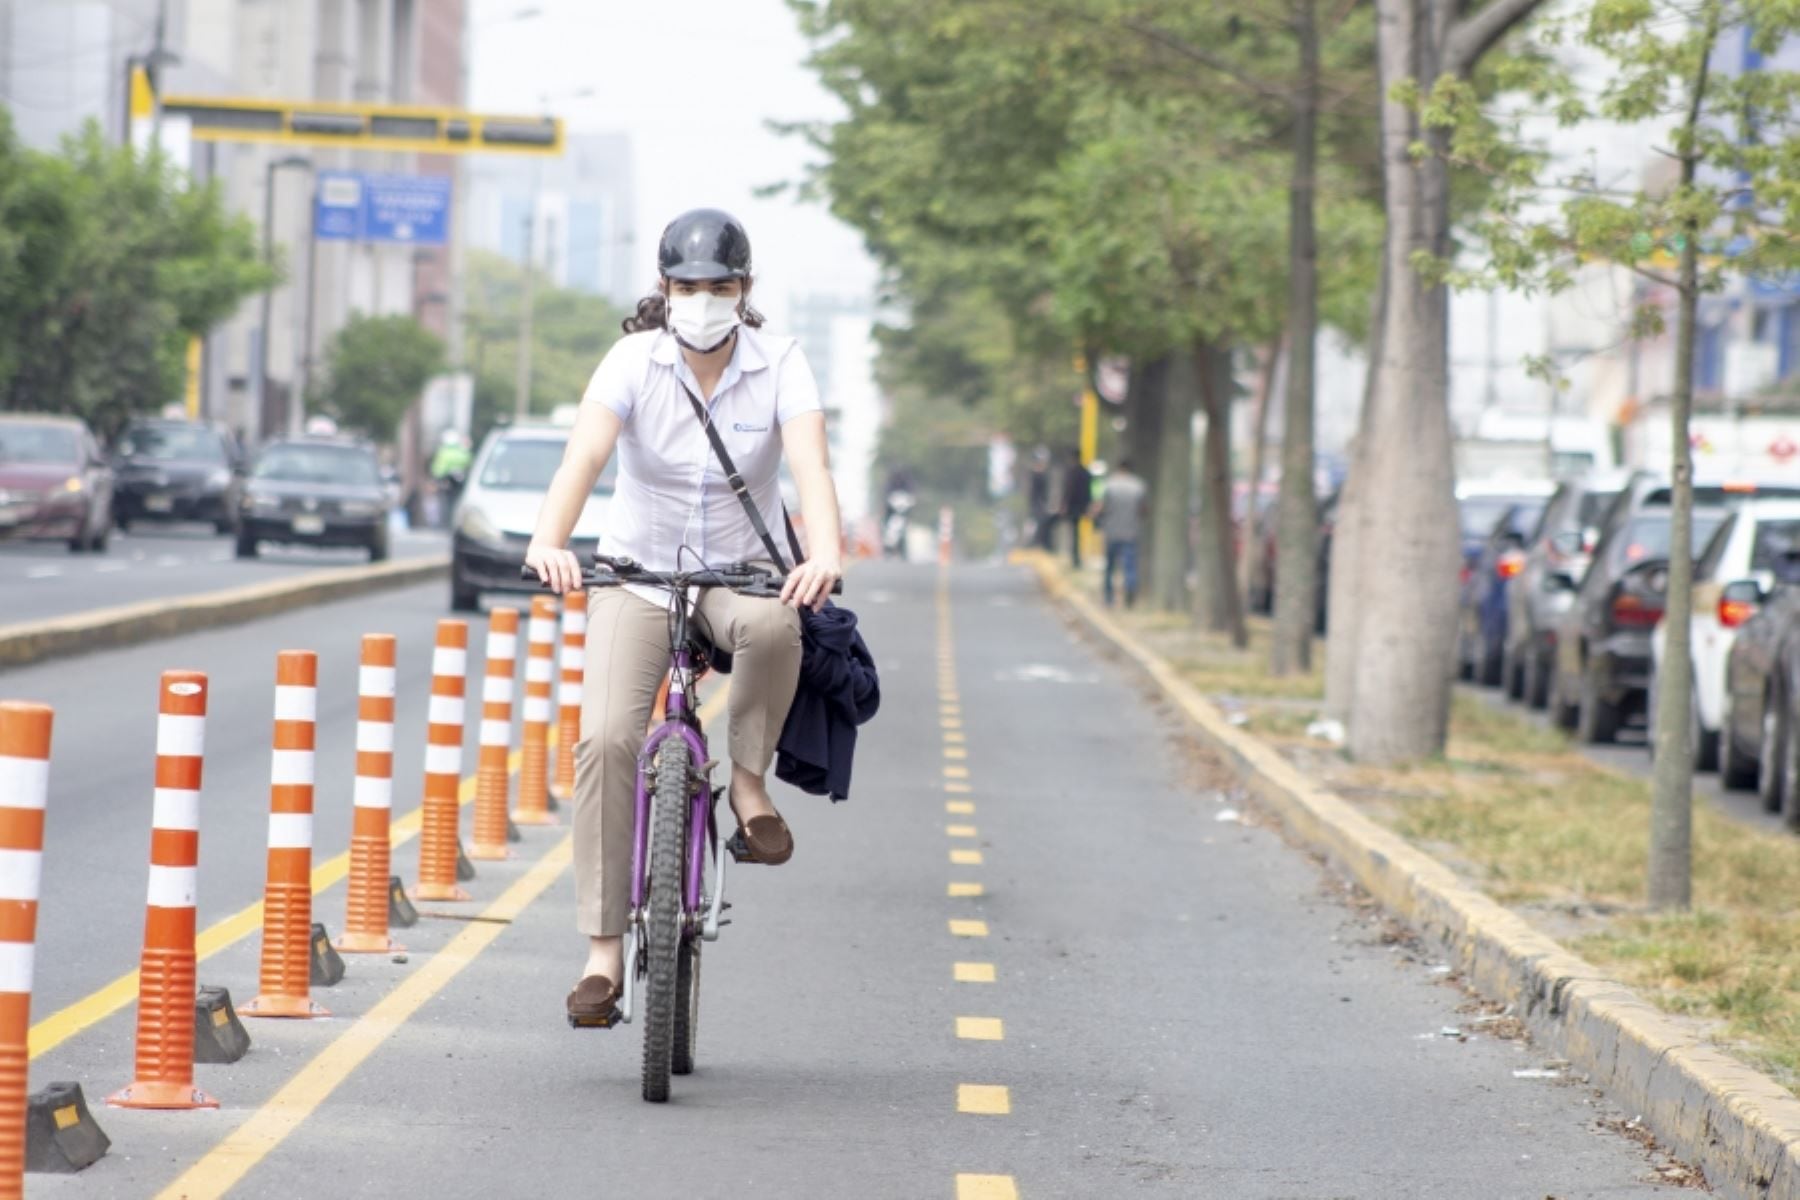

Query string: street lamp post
[258,155,313,444]
[513,85,594,420]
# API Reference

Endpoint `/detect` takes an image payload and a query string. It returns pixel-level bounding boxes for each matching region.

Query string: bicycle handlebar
[518,555,843,598]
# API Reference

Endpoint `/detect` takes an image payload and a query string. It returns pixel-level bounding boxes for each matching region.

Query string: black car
[111,419,242,533]
[1457,499,1546,686]
[1721,569,1800,814]
[237,437,390,561]
[1549,507,1727,743]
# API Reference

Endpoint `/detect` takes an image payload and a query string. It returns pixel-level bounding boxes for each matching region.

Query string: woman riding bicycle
[524,208,844,1024]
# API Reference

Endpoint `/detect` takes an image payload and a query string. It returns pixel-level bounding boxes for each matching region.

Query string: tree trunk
[1648,6,1718,911]
[1238,332,1283,613]
[1133,355,1190,612]
[1272,0,1321,676]
[1195,342,1247,645]
[1344,0,1461,762]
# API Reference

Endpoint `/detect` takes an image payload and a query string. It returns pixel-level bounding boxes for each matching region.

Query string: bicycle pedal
[725,832,756,864]
[567,1011,619,1030]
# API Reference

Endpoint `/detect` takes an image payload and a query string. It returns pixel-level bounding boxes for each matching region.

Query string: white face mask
[667,290,742,352]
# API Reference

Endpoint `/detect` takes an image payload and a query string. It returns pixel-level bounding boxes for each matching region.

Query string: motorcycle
[882,490,916,560]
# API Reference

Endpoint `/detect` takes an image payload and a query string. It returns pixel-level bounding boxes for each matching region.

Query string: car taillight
[1719,596,1758,628]
[1497,553,1525,580]
[1612,592,1663,628]
[1459,565,1472,587]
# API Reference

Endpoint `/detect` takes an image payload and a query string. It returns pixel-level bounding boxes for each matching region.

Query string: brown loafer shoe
[739,813,794,865]
[566,974,621,1027]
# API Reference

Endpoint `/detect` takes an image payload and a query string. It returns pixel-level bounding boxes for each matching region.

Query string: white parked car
[1652,499,1800,769]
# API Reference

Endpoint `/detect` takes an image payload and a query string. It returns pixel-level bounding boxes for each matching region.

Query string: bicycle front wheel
[641,736,691,1103]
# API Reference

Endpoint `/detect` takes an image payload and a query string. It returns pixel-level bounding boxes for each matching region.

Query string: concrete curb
[0,556,449,670]
[1027,556,1800,1200]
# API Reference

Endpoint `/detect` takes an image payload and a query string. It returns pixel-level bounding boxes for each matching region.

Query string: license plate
[144,494,173,513]
[292,515,325,535]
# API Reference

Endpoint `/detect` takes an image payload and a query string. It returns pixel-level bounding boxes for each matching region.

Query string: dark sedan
[1550,507,1726,743]
[0,414,114,552]
[111,419,242,533]
[236,437,390,561]
[1722,570,1800,815]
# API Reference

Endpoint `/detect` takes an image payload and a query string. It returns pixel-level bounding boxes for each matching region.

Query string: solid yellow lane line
[154,835,574,1200]
[953,962,996,983]
[957,1084,1011,1115]
[28,750,515,1060]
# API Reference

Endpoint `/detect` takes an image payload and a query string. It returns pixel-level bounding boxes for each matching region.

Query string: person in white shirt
[525,209,845,1023]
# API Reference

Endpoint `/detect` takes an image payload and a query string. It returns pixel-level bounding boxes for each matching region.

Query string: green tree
[316,315,444,442]
[0,119,272,439]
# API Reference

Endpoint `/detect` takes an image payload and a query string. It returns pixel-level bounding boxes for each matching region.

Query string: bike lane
[47,562,1694,1197]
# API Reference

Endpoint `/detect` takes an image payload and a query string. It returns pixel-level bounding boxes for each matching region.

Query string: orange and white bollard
[413,619,470,901]
[243,651,326,1019]
[938,506,954,565]
[110,670,216,1110]
[339,634,401,953]
[0,703,50,1195]
[552,591,586,803]
[514,596,558,826]
[469,608,519,860]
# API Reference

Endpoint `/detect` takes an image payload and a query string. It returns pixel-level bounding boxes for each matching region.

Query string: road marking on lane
[93,561,128,573]
[24,566,61,579]
[945,781,973,794]
[956,1017,1004,1041]
[944,730,966,744]
[950,849,983,866]
[956,1175,1020,1200]
[954,962,996,983]
[948,882,984,898]
[943,765,970,779]
[940,705,961,717]
[946,801,975,815]
[946,824,978,838]
[154,834,575,1200]
[958,1084,1011,1115]
[949,919,989,938]
[944,746,968,760]
[31,684,726,1060]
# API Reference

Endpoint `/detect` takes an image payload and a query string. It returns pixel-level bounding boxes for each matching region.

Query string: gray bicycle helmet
[658,208,752,281]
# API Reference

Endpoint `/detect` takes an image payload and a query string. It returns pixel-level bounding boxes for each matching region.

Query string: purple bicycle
[526,553,835,1102]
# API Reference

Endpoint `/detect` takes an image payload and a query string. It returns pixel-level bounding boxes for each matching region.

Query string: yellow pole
[1077,356,1099,565]
[184,337,203,419]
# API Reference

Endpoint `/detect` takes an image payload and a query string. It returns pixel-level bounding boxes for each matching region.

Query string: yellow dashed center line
[948,882,984,898]
[946,801,975,815]
[949,918,989,938]
[950,848,983,866]
[954,962,996,983]
[943,765,970,779]
[956,1016,1005,1041]
[958,1084,1012,1115]
[945,781,973,794]
[957,1175,1020,1200]
[943,746,968,760]
[946,824,979,838]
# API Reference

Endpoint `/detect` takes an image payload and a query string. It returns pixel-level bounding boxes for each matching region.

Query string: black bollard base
[25,1082,109,1173]
[309,923,347,987]
[388,876,420,928]
[455,840,476,882]
[193,985,251,1064]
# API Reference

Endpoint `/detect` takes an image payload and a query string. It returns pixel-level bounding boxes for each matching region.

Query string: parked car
[1721,576,1800,811]
[1501,471,1639,707]
[1650,501,1800,773]
[1457,499,1549,685]
[111,418,243,533]
[236,436,390,560]
[1549,506,1728,743]
[0,414,114,552]
[450,423,615,612]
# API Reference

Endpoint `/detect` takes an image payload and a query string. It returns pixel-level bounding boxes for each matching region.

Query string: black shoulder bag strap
[681,382,805,574]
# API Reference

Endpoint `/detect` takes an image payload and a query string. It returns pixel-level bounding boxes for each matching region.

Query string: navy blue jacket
[776,603,880,801]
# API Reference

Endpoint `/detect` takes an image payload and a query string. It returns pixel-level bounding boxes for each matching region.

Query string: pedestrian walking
[1096,458,1147,607]
[1027,447,1055,550]
[1060,446,1093,568]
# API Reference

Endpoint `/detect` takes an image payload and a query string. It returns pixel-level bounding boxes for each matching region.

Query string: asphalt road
[0,522,447,627]
[10,564,1690,1197]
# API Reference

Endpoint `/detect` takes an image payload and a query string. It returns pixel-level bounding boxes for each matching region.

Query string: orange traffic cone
[469,608,519,860]
[243,651,326,1019]
[339,634,401,954]
[109,670,216,1110]
[0,703,51,1197]
[552,591,586,803]
[514,596,558,826]
[413,619,470,901]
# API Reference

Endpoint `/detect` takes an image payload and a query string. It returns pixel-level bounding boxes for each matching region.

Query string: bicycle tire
[641,737,690,1103]
[672,940,699,1075]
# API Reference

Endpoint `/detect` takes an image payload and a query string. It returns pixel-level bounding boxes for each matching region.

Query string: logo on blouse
[732,422,769,433]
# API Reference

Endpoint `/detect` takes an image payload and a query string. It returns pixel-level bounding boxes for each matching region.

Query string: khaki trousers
[574,585,802,936]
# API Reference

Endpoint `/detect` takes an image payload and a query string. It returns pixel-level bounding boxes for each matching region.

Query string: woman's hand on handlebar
[780,554,842,613]
[525,541,583,595]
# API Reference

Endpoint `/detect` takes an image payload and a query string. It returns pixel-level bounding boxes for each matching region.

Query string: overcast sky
[466,0,877,327]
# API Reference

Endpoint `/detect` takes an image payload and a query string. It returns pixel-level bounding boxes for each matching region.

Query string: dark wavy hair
[622,277,766,334]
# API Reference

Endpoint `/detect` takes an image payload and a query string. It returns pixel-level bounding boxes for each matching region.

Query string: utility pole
[149,0,167,152]
[513,210,536,419]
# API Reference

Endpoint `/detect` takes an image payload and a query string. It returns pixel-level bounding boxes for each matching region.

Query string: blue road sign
[314,171,451,245]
